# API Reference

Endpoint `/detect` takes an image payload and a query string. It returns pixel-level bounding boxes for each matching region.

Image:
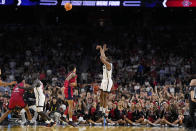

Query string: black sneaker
[68,121,77,127]
[50,122,56,127]
[60,117,67,122]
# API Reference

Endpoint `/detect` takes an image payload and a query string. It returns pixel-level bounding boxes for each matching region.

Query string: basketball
[64,3,72,11]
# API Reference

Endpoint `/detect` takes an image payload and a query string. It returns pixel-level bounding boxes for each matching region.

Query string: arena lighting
[40,0,141,6]
[0,0,5,4]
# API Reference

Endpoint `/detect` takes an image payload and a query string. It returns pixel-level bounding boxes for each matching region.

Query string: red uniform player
[0,79,33,124]
[63,64,77,126]
[64,72,77,100]
[8,82,26,109]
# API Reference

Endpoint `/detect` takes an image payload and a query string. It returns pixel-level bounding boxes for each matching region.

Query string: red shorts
[64,86,73,100]
[8,96,26,110]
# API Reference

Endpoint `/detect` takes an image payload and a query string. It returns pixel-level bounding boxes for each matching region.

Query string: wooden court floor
[0,126,188,131]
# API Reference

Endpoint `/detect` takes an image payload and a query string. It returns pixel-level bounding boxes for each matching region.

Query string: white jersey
[34,80,45,98]
[100,63,113,92]
[102,64,112,80]
[34,80,45,112]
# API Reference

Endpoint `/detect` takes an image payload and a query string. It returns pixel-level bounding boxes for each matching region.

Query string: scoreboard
[1,0,196,7]
[40,0,141,6]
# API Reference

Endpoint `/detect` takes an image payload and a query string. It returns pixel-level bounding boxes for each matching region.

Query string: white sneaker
[20,120,27,125]
[108,123,115,126]
[50,119,54,123]
[94,123,102,126]
[32,119,37,124]
[62,121,68,126]
[171,124,179,127]
[152,123,160,127]
[45,120,50,124]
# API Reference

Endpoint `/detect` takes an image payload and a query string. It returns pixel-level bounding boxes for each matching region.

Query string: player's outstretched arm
[18,86,34,90]
[0,80,17,87]
[103,44,108,51]
[96,45,107,59]
[18,80,40,90]
[96,44,111,70]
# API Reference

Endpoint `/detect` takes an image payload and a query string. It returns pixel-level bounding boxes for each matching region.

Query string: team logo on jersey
[182,0,192,7]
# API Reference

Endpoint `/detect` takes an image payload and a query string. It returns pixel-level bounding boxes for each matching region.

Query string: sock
[100,107,103,112]
[33,111,38,122]
[21,113,26,123]
[69,118,73,122]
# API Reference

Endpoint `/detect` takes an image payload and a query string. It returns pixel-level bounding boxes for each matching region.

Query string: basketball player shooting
[96,44,113,117]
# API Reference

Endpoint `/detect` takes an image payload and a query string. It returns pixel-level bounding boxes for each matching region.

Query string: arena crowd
[0,22,195,127]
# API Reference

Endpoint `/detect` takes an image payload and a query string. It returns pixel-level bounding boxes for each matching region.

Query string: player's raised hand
[103,44,108,51]
[96,45,101,50]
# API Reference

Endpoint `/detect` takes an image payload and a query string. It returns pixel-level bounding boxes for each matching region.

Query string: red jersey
[64,72,77,100]
[11,82,25,98]
[64,72,77,88]
[8,82,26,109]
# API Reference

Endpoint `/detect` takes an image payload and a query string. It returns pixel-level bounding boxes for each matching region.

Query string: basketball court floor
[0,126,188,131]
